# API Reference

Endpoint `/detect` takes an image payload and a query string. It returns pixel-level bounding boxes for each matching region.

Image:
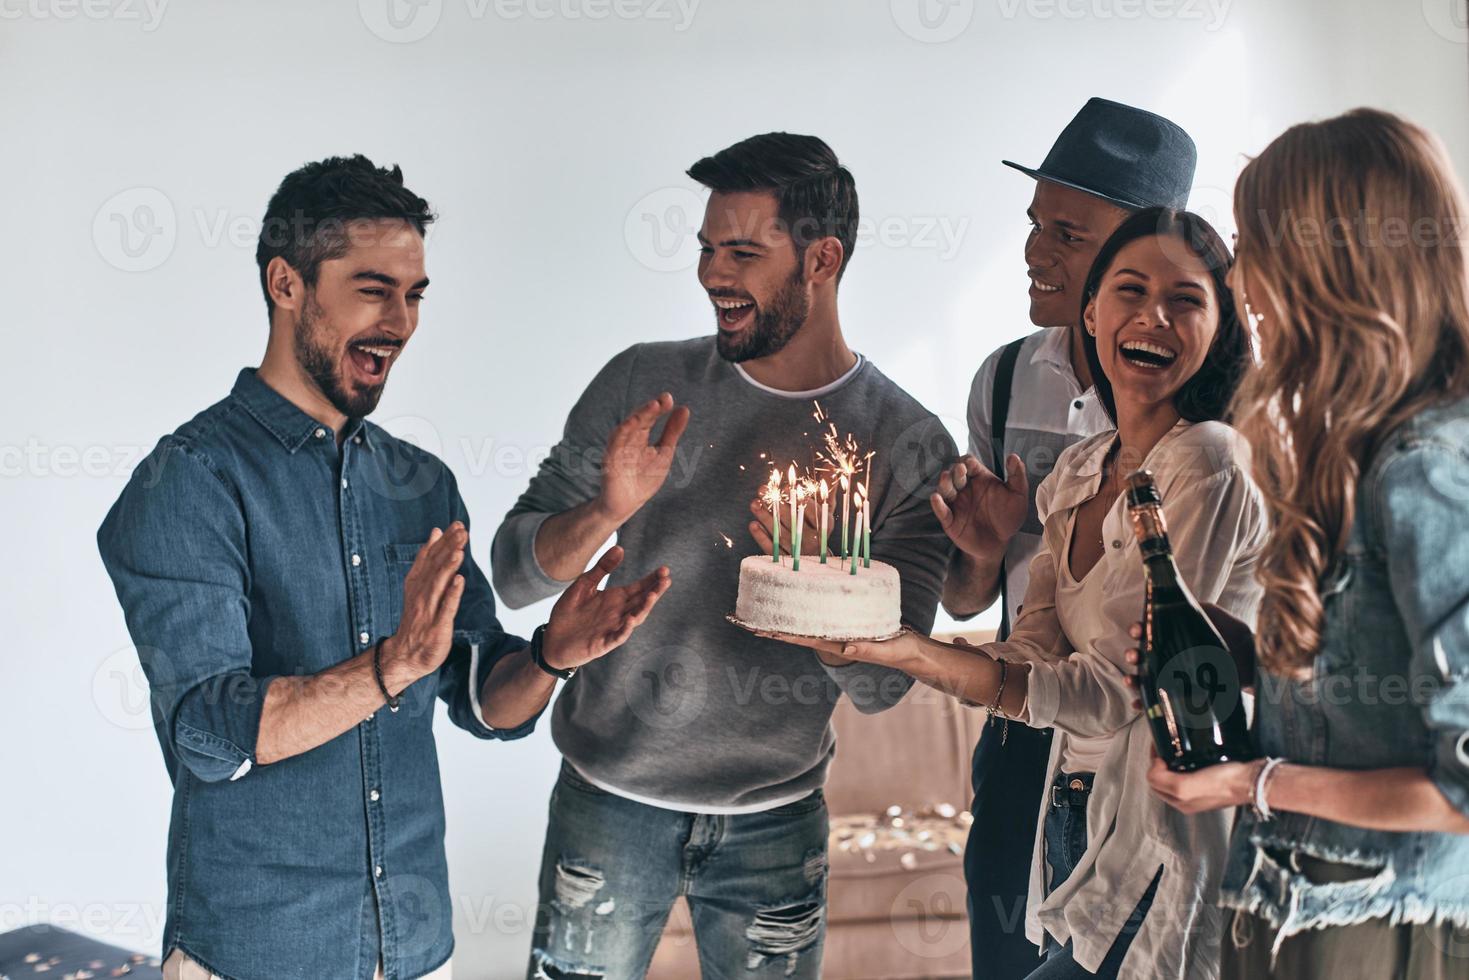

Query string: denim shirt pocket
[382,542,426,635]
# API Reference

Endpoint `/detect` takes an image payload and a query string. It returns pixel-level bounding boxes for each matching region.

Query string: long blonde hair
[1231,108,1469,675]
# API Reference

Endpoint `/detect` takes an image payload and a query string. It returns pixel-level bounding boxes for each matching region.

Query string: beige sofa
[649,631,993,979]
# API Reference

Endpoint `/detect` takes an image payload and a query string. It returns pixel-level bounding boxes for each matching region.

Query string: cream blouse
[985,418,1268,980]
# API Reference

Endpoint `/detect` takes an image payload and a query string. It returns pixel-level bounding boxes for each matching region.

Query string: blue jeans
[528,762,829,979]
[967,723,1053,978]
[1023,772,1161,980]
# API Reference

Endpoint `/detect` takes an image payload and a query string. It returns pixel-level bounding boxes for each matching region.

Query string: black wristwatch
[529,623,576,681]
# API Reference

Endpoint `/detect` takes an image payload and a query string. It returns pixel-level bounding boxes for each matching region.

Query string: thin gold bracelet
[987,658,1009,745]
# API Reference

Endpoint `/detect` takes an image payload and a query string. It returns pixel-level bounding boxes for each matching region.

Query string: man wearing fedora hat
[931,97,1197,978]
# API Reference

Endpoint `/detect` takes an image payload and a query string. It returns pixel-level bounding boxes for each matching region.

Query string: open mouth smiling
[1118,339,1178,370]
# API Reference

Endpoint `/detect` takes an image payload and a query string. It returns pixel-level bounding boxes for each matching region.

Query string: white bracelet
[1251,757,1285,821]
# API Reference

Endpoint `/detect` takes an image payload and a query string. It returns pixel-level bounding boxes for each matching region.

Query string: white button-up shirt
[988,418,1269,980]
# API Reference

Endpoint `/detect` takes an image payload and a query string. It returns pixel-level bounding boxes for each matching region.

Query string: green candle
[762,470,782,562]
[862,500,872,568]
[818,479,829,564]
[850,499,861,575]
[840,474,850,560]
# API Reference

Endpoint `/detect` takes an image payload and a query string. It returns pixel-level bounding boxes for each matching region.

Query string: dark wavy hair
[254,154,435,316]
[687,132,859,282]
[1080,207,1251,424]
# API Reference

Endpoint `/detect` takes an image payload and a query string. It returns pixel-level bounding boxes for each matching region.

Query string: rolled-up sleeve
[97,441,276,784]
[1025,463,1263,738]
[440,473,537,740]
[1378,441,1469,814]
[491,346,638,609]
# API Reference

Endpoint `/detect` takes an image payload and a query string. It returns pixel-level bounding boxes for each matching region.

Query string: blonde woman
[771,207,1263,980]
[1142,109,1469,978]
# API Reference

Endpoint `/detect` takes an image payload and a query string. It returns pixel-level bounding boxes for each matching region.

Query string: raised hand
[382,524,468,682]
[598,393,692,524]
[930,453,1028,560]
[543,545,671,671]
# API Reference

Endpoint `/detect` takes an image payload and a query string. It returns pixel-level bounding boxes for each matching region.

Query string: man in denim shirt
[97,156,670,980]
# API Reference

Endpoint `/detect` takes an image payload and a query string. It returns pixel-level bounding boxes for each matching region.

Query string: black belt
[1051,773,1093,808]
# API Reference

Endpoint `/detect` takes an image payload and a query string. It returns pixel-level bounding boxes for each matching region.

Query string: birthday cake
[733,554,903,641]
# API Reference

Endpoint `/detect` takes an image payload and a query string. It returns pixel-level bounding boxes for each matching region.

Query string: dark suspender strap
[990,338,1026,642]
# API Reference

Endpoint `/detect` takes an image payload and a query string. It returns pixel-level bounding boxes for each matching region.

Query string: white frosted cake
[733,554,902,640]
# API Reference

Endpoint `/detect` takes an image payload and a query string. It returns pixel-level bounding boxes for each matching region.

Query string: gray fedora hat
[1003,97,1197,211]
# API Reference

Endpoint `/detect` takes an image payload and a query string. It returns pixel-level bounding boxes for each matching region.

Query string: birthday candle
[818,479,830,564]
[850,497,862,575]
[839,473,851,560]
[861,456,873,567]
[863,491,872,568]
[787,465,799,571]
[763,468,782,562]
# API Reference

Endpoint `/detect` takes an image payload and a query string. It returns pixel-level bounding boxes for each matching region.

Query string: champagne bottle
[1125,470,1253,772]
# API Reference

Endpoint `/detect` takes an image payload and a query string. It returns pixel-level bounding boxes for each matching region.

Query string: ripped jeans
[527,761,829,979]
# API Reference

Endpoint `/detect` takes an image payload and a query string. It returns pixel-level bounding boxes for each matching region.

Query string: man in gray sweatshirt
[492,133,955,978]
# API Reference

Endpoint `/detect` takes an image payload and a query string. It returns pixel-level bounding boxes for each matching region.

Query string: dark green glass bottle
[1126,470,1254,772]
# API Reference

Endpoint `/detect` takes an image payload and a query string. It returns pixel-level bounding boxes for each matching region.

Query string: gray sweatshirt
[491,337,955,809]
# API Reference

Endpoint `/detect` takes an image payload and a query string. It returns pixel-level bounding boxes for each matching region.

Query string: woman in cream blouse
[774,207,1262,980]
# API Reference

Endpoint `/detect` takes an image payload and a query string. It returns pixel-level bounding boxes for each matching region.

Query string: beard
[715,265,810,363]
[294,294,386,419]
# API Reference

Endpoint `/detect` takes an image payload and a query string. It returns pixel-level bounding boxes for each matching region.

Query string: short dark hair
[686,132,859,281]
[1080,207,1251,424]
[254,154,435,315]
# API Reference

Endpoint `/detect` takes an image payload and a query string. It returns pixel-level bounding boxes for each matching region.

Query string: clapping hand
[931,454,1028,560]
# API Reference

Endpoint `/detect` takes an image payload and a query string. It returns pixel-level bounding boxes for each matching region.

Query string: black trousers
[965,722,1053,979]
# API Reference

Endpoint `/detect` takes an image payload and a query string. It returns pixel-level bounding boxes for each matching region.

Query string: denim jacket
[97,369,538,980]
[1221,393,1469,943]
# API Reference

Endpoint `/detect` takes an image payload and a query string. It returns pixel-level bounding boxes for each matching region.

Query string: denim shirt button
[374,865,383,878]
[341,478,348,490]
[314,428,326,440]
[359,631,371,646]
[370,789,380,802]
[351,554,362,567]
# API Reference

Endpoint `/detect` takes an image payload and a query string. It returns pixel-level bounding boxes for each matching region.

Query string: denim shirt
[97,368,537,980]
[1221,394,1469,942]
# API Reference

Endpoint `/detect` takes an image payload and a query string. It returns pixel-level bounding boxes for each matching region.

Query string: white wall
[3,1,1464,974]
